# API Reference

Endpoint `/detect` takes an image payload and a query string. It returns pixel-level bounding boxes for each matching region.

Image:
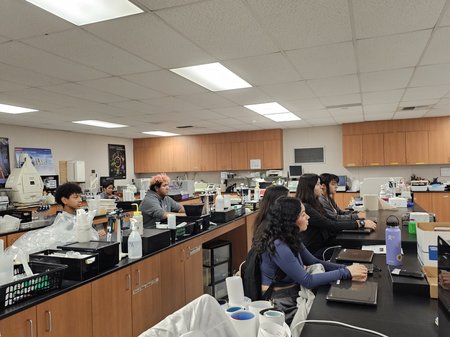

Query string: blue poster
[14,147,56,175]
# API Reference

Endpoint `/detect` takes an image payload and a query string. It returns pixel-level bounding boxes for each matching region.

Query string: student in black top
[295,174,376,258]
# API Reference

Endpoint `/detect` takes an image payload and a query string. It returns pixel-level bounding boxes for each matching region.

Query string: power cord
[322,245,342,261]
[290,319,389,337]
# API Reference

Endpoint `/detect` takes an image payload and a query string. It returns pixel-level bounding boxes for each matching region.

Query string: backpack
[241,247,285,301]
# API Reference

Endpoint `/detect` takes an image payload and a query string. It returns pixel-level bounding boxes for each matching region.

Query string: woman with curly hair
[253,197,368,325]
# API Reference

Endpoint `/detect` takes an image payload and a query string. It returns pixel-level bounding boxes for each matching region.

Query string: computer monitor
[337,175,347,191]
[288,165,303,179]
[41,175,59,194]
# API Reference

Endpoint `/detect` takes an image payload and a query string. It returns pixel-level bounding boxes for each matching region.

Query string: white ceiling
[1,0,450,138]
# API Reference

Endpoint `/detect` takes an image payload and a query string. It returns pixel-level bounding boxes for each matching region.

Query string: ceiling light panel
[170,63,252,91]
[244,102,288,115]
[265,112,301,122]
[73,120,127,128]
[0,103,38,114]
[142,131,179,136]
[25,0,143,26]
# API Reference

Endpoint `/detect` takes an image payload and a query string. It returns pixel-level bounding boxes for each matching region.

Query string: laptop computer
[326,280,378,306]
[341,228,373,235]
[335,248,374,263]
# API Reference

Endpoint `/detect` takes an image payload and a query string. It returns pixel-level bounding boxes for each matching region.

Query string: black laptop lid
[326,280,378,306]
[341,228,373,235]
[336,248,374,263]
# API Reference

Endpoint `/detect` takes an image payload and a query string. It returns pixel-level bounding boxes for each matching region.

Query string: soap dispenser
[131,203,144,235]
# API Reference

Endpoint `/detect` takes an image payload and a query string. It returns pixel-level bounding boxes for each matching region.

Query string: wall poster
[0,138,10,187]
[108,144,126,179]
[14,147,56,175]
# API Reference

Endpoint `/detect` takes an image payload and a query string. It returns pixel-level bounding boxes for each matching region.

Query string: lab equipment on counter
[131,203,143,235]
[5,154,43,205]
[122,228,171,255]
[127,219,142,259]
[58,241,119,271]
[106,209,127,260]
[215,188,224,211]
[410,180,429,192]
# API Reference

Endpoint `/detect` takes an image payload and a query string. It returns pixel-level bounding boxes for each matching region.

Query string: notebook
[335,248,374,263]
[341,228,373,235]
[326,280,378,306]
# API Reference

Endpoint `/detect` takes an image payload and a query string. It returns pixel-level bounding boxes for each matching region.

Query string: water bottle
[385,216,402,266]
[215,188,224,212]
[128,220,142,259]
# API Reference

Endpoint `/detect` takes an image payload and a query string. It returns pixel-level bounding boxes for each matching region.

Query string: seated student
[55,182,83,216]
[252,185,289,237]
[319,173,365,221]
[98,180,120,201]
[295,174,376,258]
[140,174,185,228]
[253,197,367,326]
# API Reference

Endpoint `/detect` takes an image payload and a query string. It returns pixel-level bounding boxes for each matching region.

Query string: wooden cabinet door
[145,138,162,173]
[172,136,189,172]
[131,254,162,336]
[92,267,132,337]
[362,134,384,166]
[405,131,429,164]
[231,142,248,170]
[342,135,362,167]
[263,139,283,169]
[384,132,406,165]
[428,131,450,164]
[159,245,186,318]
[134,146,146,173]
[432,193,450,222]
[0,306,36,337]
[184,237,204,304]
[200,143,217,171]
[247,141,264,169]
[413,193,432,212]
[216,143,232,170]
[159,138,174,172]
[187,137,202,171]
[37,284,93,337]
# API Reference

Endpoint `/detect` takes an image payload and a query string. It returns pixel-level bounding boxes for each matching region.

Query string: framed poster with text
[108,144,126,179]
[0,138,10,187]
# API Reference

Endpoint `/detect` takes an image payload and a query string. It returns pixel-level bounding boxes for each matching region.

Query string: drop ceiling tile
[142,96,200,112]
[281,98,325,112]
[333,114,364,123]
[80,77,164,100]
[320,94,361,107]
[394,110,427,119]
[0,62,65,87]
[259,81,316,101]
[360,68,413,92]
[328,106,363,117]
[362,89,404,104]
[217,88,272,106]
[399,99,438,108]
[135,0,201,10]
[223,53,300,86]
[365,112,394,121]
[439,4,450,26]
[286,42,356,79]
[214,118,244,126]
[352,0,445,39]
[247,0,352,50]
[357,30,431,72]
[108,100,168,115]
[85,13,214,68]
[42,83,128,104]
[0,0,72,40]
[156,0,278,59]
[307,75,359,96]
[421,27,450,65]
[236,114,272,124]
[0,79,28,92]
[178,92,234,109]
[300,118,331,127]
[0,36,8,43]
[403,85,450,101]
[0,42,107,81]
[278,120,311,128]
[123,70,207,96]
[211,106,254,118]
[363,103,398,114]
[410,64,450,86]
[178,110,224,121]
[23,29,159,76]
[296,109,332,119]
[424,108,450,117]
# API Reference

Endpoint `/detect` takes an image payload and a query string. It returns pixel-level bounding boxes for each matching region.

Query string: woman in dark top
[295,174,376,258]
[253,197,367,324]
[319,173,364,221]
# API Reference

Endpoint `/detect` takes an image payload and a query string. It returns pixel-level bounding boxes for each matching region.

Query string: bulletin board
[108,144,126,179]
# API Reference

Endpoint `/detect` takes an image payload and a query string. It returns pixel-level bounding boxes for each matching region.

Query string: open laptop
[326,280,378,306]
[341,228,374,235]
[335,248,374,263]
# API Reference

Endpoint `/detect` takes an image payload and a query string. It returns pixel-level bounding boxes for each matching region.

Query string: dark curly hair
[295,173,325,214]
[54,182,82,206]
[253,197,303,256]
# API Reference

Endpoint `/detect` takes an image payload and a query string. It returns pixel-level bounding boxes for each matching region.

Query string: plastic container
[131,203,143,235]
[0,240,13,286]
[215,189,224,212]
[127,222,142,259]
[386,224,402,266]
[76,209,91,243]
[254,183,260,201]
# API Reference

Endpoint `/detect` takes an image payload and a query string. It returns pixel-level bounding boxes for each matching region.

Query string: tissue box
[416,222,450,266]
[410,212,431,223]
[388,197,407,208]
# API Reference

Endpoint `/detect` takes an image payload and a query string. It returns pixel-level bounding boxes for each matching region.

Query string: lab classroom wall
[0,124,135,187]
[283,126,450,184]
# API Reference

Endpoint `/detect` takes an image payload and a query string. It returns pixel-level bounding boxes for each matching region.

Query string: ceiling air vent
[176,125,193,129]
[400,105,432,111]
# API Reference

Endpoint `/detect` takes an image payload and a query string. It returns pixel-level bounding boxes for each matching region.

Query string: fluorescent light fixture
[265,112,300,122]
[73,120,127,128]
[25,0,143,26]
[244,102,288,115]
[170,62,252,91]
[142,131,180,137]
[0,103,38,114]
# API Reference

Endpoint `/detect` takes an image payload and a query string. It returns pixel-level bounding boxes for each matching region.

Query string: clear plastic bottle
[128,220,142,259]
[253,182,260,201]
[215,188,224,212]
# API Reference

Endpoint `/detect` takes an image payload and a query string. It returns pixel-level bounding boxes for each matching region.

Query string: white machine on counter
[5,154,43,205]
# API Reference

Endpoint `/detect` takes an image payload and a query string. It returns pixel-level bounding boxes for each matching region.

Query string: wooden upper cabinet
[216,143,232,170]
[247,141,264,169]
[384,132,406,165]
[231,142,248,170]
[362,134,384,166]
[342,135,362,167]
[200,142,217,171]
[172,136,189,172]
[405,131,429,164]
[263,139,283,169]
[187,136,202,172]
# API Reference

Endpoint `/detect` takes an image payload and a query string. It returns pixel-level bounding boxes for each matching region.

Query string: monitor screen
[289,165,303,178]
[338,175,347,187]
[41,175,59,193]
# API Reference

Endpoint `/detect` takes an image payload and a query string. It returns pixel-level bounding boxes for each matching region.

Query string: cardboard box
[416,222,450,266]
[422,266,438,299]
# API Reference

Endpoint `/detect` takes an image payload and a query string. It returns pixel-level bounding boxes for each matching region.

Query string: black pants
[271,285,300,326]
